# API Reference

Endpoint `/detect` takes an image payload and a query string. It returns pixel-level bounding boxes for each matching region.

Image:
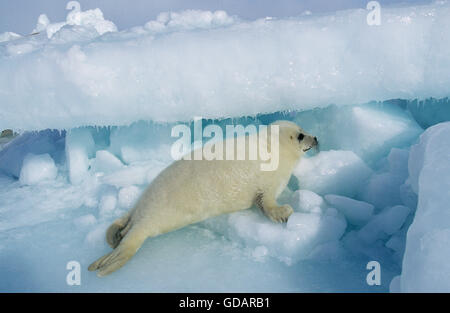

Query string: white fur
[89,120,317,276]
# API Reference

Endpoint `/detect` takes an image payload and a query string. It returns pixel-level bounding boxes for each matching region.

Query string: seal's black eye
[298,133,304,141]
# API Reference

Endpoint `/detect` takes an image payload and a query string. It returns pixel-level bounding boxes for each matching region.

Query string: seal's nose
[314,137,318,145]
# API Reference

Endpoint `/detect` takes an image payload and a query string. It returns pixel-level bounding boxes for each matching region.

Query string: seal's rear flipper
[88,253,111,271]
[106,212,132,249]
[88,227,147,277]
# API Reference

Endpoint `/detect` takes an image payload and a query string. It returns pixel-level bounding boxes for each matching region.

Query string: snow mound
[289,189,325,214]
[360,148,413,210]
[400,122,450,292]
[117,185,141,209]
[293,150,373,197]
[19,153,58,185]
[144,10,234,33]
[324,195,374,226]
[0,32,21,43]
[65,128,95,185]
[294,103,423,163]
[92,150,124,174]
[0,130,65,178]
[358,205,411,244]
[33,2,117,39]
[205,207,347,265]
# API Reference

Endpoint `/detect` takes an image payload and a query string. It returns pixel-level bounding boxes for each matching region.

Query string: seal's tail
[106,212,132,249]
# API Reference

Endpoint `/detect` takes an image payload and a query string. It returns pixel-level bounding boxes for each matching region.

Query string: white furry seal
[89,120,317,276]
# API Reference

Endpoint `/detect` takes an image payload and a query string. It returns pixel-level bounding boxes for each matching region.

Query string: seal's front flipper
[88,228,147,277]
[255,192,293,223]
[263,204,293,223]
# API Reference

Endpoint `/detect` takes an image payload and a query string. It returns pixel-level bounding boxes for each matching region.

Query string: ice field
[1,1,450,292]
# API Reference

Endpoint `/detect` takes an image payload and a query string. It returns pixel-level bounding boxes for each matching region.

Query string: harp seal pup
[88,120,318,276]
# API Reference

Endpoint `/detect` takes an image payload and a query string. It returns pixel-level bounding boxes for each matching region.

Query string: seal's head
[271,120,318,157]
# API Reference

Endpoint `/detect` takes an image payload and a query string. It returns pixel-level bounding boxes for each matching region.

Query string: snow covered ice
[293,150,373,197]
[398,122,450,292]
[19,153,58,185]
[323,195,374,226]
[0,1,450,292]
[1,1,450,130]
